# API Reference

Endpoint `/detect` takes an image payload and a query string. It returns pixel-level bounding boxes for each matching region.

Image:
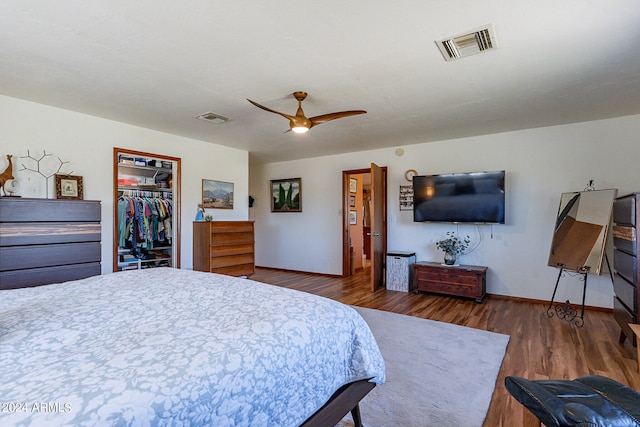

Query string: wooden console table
[412,261,487,303]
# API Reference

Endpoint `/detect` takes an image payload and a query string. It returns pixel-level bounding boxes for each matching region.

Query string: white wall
[0,95,249,273]
[250,114,640,308]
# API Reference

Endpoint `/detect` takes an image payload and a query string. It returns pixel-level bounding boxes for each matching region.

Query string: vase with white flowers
[435,231,471,265]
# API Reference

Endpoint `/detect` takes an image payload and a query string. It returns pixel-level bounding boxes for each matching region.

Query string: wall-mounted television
[413,170,505,224]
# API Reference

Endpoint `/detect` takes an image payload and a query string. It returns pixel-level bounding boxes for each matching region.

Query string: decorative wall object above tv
[413,170,505,224]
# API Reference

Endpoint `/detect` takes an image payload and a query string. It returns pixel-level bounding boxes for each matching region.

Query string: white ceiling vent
[436,24,497,61]
[194,111,233,124]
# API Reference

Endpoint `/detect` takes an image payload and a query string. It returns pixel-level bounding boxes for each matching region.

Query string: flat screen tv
[413,170,505,223]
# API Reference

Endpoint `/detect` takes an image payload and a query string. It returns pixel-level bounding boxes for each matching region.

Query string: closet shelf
[118,186,172,192]
[118,245,172,254]
[118,164,172,174]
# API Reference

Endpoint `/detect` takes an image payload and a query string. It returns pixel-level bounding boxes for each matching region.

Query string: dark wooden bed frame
[301,379,375,427]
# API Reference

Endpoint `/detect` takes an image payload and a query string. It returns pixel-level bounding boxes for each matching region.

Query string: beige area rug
[340,307,510,427]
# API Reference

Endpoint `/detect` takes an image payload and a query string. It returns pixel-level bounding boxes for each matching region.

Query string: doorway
[342,164,387,291]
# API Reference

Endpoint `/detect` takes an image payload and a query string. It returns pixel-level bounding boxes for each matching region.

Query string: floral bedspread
[0,268,385,426]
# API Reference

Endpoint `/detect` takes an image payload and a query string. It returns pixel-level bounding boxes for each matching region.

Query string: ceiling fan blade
[309,110,367,128]
[247,99,295,121]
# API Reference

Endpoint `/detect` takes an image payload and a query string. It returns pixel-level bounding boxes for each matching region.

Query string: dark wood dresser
[0,198,102,289]
[193,221,255,277]
[412,261,487,303]
[612,192,639,344]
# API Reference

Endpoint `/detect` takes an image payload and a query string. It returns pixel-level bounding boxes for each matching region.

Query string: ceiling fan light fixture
[247,92,366,134]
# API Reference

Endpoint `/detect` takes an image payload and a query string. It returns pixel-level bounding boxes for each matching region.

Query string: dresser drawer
[614,249,638,285]
[0,263,101,290]
[0,242,101,271]
[209,222,254,234]
[210,253,254,269]
[210,231,254,246]
[613,225,637,255]
[415,277,479,298]
[613,273,636,313]
[0,198,101,222]
[614,195,636,226]
[415,267,480,286]
[210,243,254,258]
[211,264,255,277]
[0,222,102,246]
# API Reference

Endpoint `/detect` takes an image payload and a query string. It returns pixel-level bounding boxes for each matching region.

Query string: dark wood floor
[250,267,640,426]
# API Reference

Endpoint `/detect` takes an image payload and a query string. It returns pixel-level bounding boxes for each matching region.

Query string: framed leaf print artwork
[271,178,301,212]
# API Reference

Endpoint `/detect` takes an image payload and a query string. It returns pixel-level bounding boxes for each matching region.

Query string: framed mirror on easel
[548,188,618,275]
[546,188,618,326]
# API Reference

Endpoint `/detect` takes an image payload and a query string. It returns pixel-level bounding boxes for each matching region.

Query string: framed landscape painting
[271,178,301,212]
[202,179,234,209]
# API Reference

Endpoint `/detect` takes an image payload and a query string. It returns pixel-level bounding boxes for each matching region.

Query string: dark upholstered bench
[505,375,640,427]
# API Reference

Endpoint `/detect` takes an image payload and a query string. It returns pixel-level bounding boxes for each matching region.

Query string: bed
[0,268,385,426]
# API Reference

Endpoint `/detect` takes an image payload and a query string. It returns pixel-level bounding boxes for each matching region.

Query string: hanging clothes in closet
[118,190,173,252]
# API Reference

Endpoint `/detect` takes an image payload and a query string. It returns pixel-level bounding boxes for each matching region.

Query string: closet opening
[113,148,181,272]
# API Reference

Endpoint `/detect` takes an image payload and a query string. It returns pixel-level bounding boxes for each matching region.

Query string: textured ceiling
[1,1,640,164]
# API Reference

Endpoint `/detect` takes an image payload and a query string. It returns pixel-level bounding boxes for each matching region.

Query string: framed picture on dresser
[55,174,84,200]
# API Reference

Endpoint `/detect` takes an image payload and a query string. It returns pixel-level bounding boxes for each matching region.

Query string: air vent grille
[436,24,497,61]
[194,111,233,124]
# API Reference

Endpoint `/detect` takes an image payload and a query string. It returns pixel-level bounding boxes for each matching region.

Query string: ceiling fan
[247,91,366,134]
